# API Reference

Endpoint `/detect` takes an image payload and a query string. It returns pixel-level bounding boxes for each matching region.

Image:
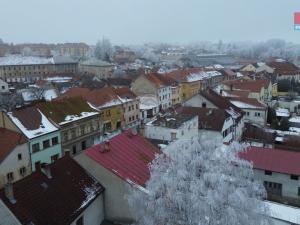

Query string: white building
[0,129,30,188]
[139,95,159,124]
[144,114,198,142]
[230,98,267,127]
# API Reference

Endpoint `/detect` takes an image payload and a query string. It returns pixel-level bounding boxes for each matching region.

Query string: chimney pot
[4,183,16,204]
[104,140,110,152]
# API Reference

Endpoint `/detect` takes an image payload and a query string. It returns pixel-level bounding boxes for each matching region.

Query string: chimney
[64,149,70,157]
[104,140,110,152]
[4,183,16,204]
[41,163,52,179]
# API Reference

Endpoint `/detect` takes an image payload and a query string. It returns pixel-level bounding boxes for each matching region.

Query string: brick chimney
[4,183,16,204]
[104,140,110,152]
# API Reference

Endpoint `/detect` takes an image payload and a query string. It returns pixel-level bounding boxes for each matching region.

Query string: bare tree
[0,93,24,111]
[94,38,113,61]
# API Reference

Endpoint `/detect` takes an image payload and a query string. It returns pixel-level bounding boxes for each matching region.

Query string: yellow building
[180,81,201,101]
[61,86,127,133]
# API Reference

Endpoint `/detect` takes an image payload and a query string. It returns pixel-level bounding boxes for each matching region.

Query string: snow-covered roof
[289,117,300,124]
[265,201,300,224]
[276,108,290,117]
[289,127,300,134]
[187,70,223,82]
[0,55,54,66]
[60,112,99,125]
[139,96,159,110]
[19,89,58,102]
[44,76,72,83]
[43,89,58,101]
[8,109,58,139]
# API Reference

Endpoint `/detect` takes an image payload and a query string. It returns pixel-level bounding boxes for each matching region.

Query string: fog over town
[0,1,300,225]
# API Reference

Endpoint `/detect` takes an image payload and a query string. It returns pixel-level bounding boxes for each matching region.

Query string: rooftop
[267,61,300,75]
[179,107,230,131]
[229,97,266,109]
[8,106,58,139]
[37,97,99,125]
[0,155,104,225]
[239,146,300,176]
[85,129,160,186]
[148,113,196,129]
[223,79,271,93]
[0,128,27,163]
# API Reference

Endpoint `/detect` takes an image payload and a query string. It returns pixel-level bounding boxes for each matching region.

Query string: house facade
[239,147,300,201]
[131,73,172,111]
[1,106,62,171]
[0,129,30,188]
[75,129,161,223]
[144,114,198,142]
[0,155,105,225]
[37,97,101,156]
[80,59,115,79]
[267,61,300,82]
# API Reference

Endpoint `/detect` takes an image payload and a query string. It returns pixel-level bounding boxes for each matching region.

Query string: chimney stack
[104,140,110,152]
[4,183,16,204]
[41,164,52,179]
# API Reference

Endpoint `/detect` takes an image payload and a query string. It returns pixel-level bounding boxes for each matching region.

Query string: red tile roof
[144,73,174,87]
[61,86,121,108]
[229,97,267,109]
[165,68,204,82]
[223,79,271,92]
[239,147,300,176]
[113,87,137,99]
[0,128,27,163]
[0,155,104,225]
[268,61,300,75]
[12,106,42,130]
[85,129,161,186]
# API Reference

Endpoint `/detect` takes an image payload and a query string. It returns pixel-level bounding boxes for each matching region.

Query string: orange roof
[165,68,203,82]
[114,87,137,99]
[268,61,300,75]
[61,87,121,108]
[0,128,27,163]
[223,79,270,93]
[144,73,174,87]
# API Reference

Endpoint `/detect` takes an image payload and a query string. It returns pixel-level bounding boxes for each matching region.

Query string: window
[6,172,14,182]
[1,86,4,90]
[106,110,111,116]
[136,104,138,109]
[71,129,76,138]
[18,153,22,160]
[202,102,206,108]
[291,175,299,180]
[263,181,282,196]
[32,143,40,153]
[19,167,26,176]
[52,137,58,145]
[72,145,77,155]
[51,154,59,162]
[246,112,250,116]
[255,112,261,117]
[43,140,50,149]
[80,125,85,135]
[298,187,300,196]
[265,170,272,175]
[136,115,138,120]
[81,141,86,151]
[76,216,84,225]
[171,132,177,141]
[63,132,68,141]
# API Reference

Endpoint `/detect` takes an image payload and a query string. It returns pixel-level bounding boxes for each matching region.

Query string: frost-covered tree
[128,135,270,225]
[94,38,113,61]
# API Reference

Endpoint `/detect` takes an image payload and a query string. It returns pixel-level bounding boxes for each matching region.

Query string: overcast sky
[0,0,299,45]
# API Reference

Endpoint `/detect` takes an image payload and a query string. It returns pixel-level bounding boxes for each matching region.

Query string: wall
[144,116,198,141]
[181,81,200,101]
[30,132,62,171]
[184,94,218,109]
[0,143,31,188]
[70,194,105,225]
[0,79,9,93]
[0,112,20,133]
[75,154,135,223]
[100,105,124,132]
[122,99,140,126]
[243,108,267,126]
[79,64,114,79]
[131,75,157,96]
[254,169,300,199]
[221,116,234,143]
[157,86,172,110]
[171,85,182,105]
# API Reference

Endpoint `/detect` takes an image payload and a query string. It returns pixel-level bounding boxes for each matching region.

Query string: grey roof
[53,56,78,64]
[80,58,114,67]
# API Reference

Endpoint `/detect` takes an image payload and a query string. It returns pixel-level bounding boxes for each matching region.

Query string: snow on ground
[265,201,300,224]
[59,112,99,125]
[276,108,290,117]
[8,110,58,139]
